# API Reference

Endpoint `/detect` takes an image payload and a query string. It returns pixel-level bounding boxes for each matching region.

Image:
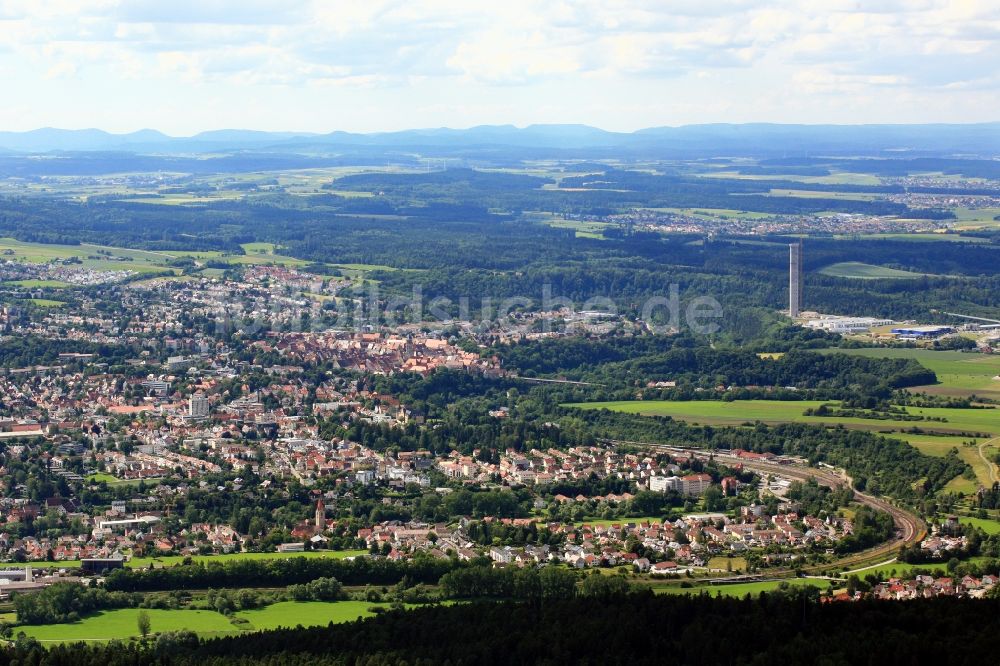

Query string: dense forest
[496,337,937,391]
[8,592,1000,665]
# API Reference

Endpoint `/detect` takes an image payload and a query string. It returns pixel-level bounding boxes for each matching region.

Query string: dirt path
[978,437,999,485]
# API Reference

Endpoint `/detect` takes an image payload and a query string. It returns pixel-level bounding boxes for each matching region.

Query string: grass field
[898,434,996,490]
[19,608,238,642]
[240,242,281,254]
[565,399,1000,437]
[2,279,74,288]
[18,601,415,643]
[845,556,992,580]
[24,560,82,568]
[817,262,934,279]
[234,600,397,631]
[575,516,665,527]
[653,578,825,597]
[959,516,1000,535]
[817,348,1000,401]
[85,472,120,484]
[126,549,367,568]
[550,221,610,239]
[707,556,748,572]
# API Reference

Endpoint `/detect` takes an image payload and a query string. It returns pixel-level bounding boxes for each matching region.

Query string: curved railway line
[644,444,926,578]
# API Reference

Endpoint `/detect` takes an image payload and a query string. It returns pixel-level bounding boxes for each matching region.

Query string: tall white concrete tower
[789,241,803,317]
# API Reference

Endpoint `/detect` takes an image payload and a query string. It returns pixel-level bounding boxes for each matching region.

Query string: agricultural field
[0,238,176,275]
[818,348,1000,401]
[831,233,988,243]
[0,236,402,284]
[698,171,882,186]
[950,207,1000,231]
[529,212,614,239]
[643,206,774,220]
[543,218,612,239]
[565,399,1000,437]
[817,262,934,279]
[768,189,878,201]
[124,192,247,205]
[2,279,74,288]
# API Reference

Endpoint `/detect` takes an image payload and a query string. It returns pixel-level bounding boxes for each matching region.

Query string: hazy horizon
[3,120,1000,139]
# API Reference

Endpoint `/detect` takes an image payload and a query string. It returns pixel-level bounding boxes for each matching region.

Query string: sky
[0,0,997,135]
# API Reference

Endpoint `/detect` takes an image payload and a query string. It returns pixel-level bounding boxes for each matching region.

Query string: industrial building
[805,316,895,333]
[891,326,955,340]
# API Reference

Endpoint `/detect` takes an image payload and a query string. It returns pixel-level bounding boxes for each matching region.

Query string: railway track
[643,444,926,576]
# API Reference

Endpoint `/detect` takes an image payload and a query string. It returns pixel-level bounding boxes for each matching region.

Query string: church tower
[315,498,325,531]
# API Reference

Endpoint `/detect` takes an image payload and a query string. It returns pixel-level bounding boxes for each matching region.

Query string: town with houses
[0,247,997,614]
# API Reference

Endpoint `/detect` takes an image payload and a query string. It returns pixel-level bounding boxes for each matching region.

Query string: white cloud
[0,0,996,131]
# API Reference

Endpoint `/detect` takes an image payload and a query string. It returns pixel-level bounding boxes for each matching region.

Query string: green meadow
[18,608,238,642]
[844,556,993,581]
[959,516,1000,535]
[818,348,1000,401]
[565,399,1000,437]
[234,600,400,631]
[817,262,934,279]
[653,578,825,597]
[2,279,74,288]
[17,601,423,643]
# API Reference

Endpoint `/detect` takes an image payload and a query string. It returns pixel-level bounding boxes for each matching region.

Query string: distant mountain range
[0,123,998,157]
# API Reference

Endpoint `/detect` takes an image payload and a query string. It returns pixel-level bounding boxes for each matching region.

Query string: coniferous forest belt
[11,592,1000,665]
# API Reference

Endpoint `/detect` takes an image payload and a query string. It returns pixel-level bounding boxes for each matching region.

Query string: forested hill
[497,337,937,391]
